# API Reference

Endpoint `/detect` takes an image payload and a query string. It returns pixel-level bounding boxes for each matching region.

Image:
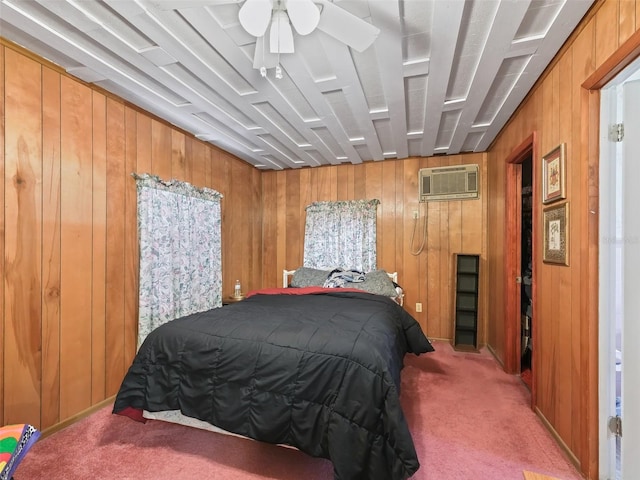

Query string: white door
[599,63,640,480]
[620,77,640,480]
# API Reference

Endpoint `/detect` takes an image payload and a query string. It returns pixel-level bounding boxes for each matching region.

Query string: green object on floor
[0,424,40,480]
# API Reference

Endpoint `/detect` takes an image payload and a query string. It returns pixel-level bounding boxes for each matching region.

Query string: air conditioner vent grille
[419,164,479,202]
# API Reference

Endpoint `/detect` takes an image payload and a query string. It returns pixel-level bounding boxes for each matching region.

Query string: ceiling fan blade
[315,0,380,52]
[253,35,279,69]
[286,0,320,36]
[239,0,274,37]
[269,10,295,53]
[146,0,242,11]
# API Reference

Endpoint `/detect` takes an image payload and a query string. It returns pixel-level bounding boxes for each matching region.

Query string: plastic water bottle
[234,280,241,298]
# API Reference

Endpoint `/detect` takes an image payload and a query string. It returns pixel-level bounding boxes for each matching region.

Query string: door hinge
[609,123,624,142]
[608,415,622,437]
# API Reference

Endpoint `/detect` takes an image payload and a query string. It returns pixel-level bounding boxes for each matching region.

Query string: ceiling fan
[148,0,380,74]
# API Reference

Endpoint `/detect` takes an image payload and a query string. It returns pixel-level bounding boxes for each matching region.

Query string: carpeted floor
[15,341,583,480]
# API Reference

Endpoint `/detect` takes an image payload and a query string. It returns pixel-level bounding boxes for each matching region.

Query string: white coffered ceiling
[0,0,594,170]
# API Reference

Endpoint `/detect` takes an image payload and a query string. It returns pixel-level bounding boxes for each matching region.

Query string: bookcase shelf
[453,254,480,351]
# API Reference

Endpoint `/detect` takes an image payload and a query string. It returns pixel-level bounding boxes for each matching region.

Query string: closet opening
[520,153,533,390]
[504,131,536,409]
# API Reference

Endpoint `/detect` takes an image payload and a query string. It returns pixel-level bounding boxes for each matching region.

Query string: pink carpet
[15,341,582,479]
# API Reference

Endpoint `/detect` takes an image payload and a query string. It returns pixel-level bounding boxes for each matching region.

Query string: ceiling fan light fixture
[269,10,294,54]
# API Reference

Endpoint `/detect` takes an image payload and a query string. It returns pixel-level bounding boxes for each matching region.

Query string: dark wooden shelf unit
[453,254,480,351]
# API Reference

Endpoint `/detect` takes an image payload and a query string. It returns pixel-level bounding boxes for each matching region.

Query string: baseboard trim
[534,406,581,471]
[39,396,116,439]
[428,336,451,343]
[485,343,506,368]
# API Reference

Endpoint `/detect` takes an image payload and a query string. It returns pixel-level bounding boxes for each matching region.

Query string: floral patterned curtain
[303,199,379,271]
[134,173,223,348]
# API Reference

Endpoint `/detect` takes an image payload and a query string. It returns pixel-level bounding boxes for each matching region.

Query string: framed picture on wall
[542,143,566,204]
[543,202,569,265]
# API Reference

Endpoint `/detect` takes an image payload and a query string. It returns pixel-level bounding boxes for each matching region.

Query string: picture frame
[543,202,569,265]
[542,143,566,204]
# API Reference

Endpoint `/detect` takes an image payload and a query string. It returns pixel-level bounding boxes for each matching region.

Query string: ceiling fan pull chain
[273,8,283,79]
[260,28,267,77]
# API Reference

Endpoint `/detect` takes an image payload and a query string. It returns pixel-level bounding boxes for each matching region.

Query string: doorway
[599,56,640,480]
[519,154,533,390]
[504,133,537,410]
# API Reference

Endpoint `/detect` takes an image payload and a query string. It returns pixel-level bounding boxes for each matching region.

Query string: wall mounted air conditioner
[419,164,479,202]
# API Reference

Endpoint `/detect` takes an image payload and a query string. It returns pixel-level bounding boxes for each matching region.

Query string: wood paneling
[1,42,261,431]
[596,0,620,66]
[261,153,487,341]
[486,1,640,478]
[60,75,94,419]
[4,48,42,425]
[124,107,138,368]
[261,171,278,287]
[576,18,599,476]
[91,91,107,406]
[285,170,301,270]
[584,28,640,88]
[105,98,126,397]
[136,113,152,174]
[171,130,186,180]
[41,66,62,429]
[151,120,171,179]
[380,160,397,271]
[0,45,5,427]
[620,0,636,42]
[556,51,573,447]
[401,158,420,332]
[2,2,638,478]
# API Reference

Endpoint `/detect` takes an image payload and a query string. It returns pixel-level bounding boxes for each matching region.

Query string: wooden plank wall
[5,1,634,475]
[0,43,262,429]
[486,0,640,477]
[261,153,488,342]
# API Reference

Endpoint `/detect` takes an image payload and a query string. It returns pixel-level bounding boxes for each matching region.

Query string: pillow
[290,267,331,287]
[347,270,399,297]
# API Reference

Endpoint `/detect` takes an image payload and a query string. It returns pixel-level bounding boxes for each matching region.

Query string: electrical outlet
[413,210,419,219]
[415,302,422,312]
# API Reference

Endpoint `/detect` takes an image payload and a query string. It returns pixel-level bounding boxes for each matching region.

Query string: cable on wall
[409,204,428,256]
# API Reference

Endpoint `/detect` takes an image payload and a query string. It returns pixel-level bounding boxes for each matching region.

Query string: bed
[113,268,433,480]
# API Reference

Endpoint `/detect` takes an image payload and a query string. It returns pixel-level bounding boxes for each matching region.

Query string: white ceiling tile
[404,74,427,133]
[252,101,309,145]
[139,46,176,66]
[475,55,531,126]
[515,0,564,39]
[0,0,595,169]
[311,126,347,162]
[436,109,461,149]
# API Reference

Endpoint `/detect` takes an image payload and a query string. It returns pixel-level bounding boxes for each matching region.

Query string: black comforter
[113,289,434,480]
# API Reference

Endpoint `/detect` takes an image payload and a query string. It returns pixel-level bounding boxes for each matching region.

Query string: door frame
[582,28,640,479]
[504,132,537,409]
[594,60,640,480]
